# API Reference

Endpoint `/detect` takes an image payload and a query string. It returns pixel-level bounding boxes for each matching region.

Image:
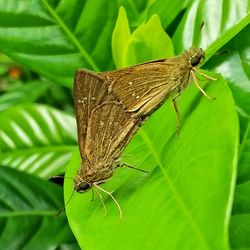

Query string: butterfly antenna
[56,188,76,216]
[193,67,217,81]
[94,188,107,217]
[93,183,123,221]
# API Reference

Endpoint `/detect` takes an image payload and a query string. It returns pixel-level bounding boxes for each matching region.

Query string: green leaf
[230,120,250,250]
[0,81,51,112]
[146,0,192,29]
[0,104,77,178]
[0,166,79,250]
[173,0,250,56]
[116,0,150,28]
[0,0,118,86]
[65,76,238,250]
[112,6,131,69]
[205,25,250,131]
[202,22,250,250]
[125,14,174,66]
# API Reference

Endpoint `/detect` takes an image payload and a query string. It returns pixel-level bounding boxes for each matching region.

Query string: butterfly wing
[74,69,116,158]
[83,101,140,182]
[100,57,190,116]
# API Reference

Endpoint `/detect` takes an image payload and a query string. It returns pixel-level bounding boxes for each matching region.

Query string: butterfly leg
[172,91,181,135]
[118,163,148,173]
[94,188,107,217]
[93,183,122,220]
[191,71,215,100]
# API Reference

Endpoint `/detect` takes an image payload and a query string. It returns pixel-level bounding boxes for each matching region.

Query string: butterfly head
[186,48,205,67]
[74,175,90,193]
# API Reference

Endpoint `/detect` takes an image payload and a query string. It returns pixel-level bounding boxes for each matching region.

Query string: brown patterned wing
[74,69,115,158]
[83,101,140,180]
[99,57,190,116]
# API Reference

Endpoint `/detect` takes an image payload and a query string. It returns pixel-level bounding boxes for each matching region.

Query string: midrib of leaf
[41,0,100,71]
[139,128,210,250]
[0,210,57,217]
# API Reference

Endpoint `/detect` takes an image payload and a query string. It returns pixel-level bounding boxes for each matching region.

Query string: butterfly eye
[190,56,200,66]
[79,182,90,191]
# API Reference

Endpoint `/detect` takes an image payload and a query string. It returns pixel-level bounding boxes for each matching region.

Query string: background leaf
[0,0,119,86]
[173,0,250,55]
[146,0,192,29]
[0,104,77,177]
[0,166,79,250]
[65,78,238,250]
[124,14,174,66]
[0,80,51,112]
[230,122,250,250]
[112,6,131,68]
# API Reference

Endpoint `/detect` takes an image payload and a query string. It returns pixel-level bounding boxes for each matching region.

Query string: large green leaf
[230,121,250,250]
[0,104,77,177]
[204,25,250,249]
[0,166,79,250]
[0,0,118,86]
[215,25,250,248]
[65,77,238,250]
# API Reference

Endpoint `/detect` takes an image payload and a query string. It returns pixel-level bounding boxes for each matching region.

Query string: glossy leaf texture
[207,24,250,250]
[0,166,79,250]
[0,104,77,178]
[230,122,250,250]
[172,0,250,57]
[65,77,238,250]
[0,0,118,86]
[205,25,250,138]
